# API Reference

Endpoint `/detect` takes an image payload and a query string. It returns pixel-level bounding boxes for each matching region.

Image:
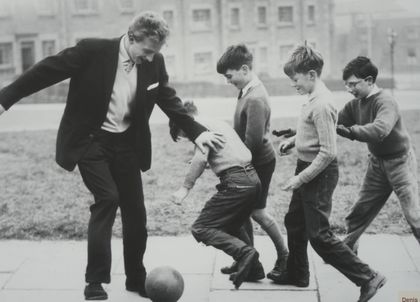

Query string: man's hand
[336,125,354,140]
[278,140,295,156]
[281,176,303,191]
[170,187,190,205]
[272,128,296,138]
[194,131,225,154]
[0,105,5,116]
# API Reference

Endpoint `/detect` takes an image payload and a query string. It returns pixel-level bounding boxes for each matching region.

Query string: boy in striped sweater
[277,45,385,302]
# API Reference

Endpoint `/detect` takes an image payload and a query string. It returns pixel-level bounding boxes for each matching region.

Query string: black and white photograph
[0,0,419,301]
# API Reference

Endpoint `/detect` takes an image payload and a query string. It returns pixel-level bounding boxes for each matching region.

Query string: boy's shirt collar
[366,84,380,99]
[308,80,328,103]
[240,75,261,98]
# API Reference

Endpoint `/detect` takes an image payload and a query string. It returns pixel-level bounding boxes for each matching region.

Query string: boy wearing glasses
[337,56,420,252]
[276,46,385,302]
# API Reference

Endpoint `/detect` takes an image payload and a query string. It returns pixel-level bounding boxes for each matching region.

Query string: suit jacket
[0,37,206,171]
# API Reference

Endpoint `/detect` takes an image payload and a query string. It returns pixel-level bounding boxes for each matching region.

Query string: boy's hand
[281,176,303,191]
[336,125,354,140]
[278,140,295,156]
[194,131,225,154]
[170,187,190,205]
[272,128,296,138]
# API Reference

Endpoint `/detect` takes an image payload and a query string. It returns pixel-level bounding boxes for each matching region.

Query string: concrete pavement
[0,235,419,302]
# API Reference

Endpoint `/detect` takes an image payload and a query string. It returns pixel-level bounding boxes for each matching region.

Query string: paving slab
[0,273,11,288]
[212,236,317,291]
[314,235,420,302]
[0,289,82,302]
[209,289,318,302]
[355,235,417,272]
[5,241,86,290]
[0,241,33,272]
[401,235,420,271]
[115,236,216,275]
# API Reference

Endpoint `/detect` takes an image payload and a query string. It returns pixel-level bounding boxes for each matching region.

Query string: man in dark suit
[0,11,224,300]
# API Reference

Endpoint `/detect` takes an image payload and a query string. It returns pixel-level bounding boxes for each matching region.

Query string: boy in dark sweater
[216,44,288,281]
[337,56,420,251]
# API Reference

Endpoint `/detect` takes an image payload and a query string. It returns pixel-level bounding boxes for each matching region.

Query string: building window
[37,0,56,16]
[194,52,212,75]
[278,6,293,25]
[42,40,56,57]
[279,44,294,64]
[257,6,267,26]
[0,43,13,69]
[73,0,98,15]
[307,5,315,25]
[407,27,418,40]
[407,48,417,64]
[192,8,212,31]
[118,0,134,13]
[258,46,268,72]
[163,10,174,29]
[230,7,240,29]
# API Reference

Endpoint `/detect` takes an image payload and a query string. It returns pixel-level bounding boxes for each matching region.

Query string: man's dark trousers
[191,166,260,260]
[285,159,374,286]
[77,128,147,286]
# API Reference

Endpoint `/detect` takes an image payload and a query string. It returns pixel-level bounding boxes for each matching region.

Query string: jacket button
[88,134,94,139]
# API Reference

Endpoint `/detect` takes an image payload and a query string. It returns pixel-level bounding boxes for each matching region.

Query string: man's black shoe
[271,270,309,288]
[358,272,386,302]
[245,260,265,282]
[126,284,149,298]
[220,261,238,274]
[229,250,258,289]
[84,283,108,300]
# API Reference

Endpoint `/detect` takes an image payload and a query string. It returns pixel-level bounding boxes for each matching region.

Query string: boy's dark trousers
[191,165,260,260]
[77,128,147,287]
[285,159,375,286]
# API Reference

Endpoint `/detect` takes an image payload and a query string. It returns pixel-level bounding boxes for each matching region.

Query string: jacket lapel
[103,38,121,105]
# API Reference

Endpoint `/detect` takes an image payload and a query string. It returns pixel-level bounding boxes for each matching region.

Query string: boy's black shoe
[358,272,386,302]
[245,260,265,282]
[229,250,259,289]
[266,256,288,281]
[84,283,108,300]
[271,271,309,288]
[220,261,238,274]
[126,283,148,298]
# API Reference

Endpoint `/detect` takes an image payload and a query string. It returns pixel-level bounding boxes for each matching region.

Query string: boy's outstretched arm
[170,146,209,205]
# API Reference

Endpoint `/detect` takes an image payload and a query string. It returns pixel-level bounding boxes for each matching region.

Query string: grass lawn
[1,111,419,239]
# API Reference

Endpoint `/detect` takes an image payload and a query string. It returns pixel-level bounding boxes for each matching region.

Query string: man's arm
[154,54,225,152]
[0,40,90,111]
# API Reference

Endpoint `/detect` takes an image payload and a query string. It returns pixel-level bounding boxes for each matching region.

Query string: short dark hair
[128,11,169,44]
[216,44,253,74]
[283,44,324,77]
[169,101,198,142]
[342,56,378,82]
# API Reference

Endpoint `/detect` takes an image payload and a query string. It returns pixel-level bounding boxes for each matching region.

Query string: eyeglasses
[344,79,365,89]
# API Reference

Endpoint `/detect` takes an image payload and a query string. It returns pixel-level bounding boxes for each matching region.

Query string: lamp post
[387,28,397,95]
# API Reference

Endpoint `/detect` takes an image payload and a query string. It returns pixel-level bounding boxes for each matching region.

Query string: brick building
[333,0,420,88]
[0,0,334,87]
